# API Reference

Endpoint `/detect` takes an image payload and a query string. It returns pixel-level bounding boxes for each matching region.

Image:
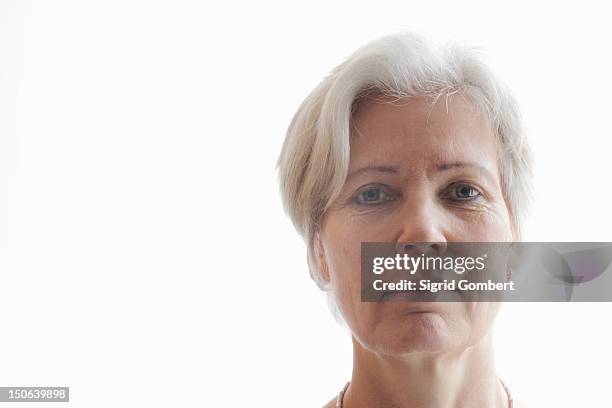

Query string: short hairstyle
[277,32,534,291]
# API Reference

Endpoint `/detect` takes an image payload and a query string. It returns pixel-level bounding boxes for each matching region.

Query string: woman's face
[318,95,514,356]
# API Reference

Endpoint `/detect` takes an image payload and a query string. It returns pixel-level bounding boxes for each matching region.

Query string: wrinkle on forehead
[347,93,501,187]
[350,92,490,142]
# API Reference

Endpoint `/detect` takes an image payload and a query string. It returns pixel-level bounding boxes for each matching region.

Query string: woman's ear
[313,231,331,285]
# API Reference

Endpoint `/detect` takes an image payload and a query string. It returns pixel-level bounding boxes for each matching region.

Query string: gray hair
[277,32,534,292]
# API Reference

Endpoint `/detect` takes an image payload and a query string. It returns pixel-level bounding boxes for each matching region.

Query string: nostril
[397,242,447,256]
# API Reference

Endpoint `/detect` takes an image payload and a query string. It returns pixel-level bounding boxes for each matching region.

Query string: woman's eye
[354,186,394,205]
[447,183,482,201]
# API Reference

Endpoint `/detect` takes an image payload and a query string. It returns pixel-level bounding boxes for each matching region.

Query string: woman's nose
[397,241,448,257]
[394,201,448,255]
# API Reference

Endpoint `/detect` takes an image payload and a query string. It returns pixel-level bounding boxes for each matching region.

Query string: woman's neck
[344,333,509,408]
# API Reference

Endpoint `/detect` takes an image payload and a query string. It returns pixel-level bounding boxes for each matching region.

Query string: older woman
[278,32,533,408]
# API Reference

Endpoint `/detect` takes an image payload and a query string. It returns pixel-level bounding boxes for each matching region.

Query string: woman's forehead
[348,94,498,172]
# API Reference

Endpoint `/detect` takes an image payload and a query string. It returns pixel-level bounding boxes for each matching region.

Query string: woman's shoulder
[323,382,349,407]
[321,396,336,408]
[320,392,529,407]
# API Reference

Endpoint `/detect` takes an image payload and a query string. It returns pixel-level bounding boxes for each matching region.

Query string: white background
[1,0,612,407]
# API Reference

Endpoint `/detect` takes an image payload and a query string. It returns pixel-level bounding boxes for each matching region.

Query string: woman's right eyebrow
[345,165,400,182]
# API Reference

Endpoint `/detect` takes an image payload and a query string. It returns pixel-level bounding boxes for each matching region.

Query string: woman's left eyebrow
[433,161,496,183]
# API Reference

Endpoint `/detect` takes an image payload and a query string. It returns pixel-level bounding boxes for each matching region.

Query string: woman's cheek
[455,206,512,241]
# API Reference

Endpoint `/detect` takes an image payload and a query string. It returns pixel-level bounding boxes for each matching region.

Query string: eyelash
[444,182,484,202]
[350,182,484,207]
[352,184,397,206]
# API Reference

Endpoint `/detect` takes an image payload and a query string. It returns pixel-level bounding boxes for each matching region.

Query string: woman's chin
[369,312,464,355]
